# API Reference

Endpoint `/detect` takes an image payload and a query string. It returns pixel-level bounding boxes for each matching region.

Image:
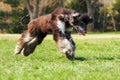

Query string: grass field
[0,33,120,80]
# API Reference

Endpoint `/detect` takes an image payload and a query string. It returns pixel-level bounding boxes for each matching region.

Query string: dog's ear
[69,12,82,25]
[78,14,93,24]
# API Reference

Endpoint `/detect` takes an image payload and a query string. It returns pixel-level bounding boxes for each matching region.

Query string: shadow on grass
[95,57,115,60]
[74,57,115,61]
[74,57,88,61]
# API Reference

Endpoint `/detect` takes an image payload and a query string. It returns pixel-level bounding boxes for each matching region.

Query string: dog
[14,7,93,60]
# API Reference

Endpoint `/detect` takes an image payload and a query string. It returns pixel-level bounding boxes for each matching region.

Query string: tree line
[0,0,120,33]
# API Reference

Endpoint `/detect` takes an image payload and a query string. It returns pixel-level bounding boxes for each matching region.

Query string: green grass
[0,33,120,80]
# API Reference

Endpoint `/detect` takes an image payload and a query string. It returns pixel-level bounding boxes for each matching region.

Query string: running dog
[14,7,93,60]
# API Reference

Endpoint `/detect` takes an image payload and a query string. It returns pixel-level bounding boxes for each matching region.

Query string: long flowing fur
[14,7,92,60]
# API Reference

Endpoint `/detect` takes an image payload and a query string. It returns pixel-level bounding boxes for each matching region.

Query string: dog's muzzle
[73,25,85,36]
[70,23,86,36]
[69,19,86,36]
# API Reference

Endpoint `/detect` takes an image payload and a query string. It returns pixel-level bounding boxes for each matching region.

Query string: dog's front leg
[65,32,76,51]
[53,30,75,60]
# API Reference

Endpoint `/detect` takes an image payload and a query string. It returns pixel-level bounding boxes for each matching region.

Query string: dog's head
[56,12,93,35]
[52,7,93,35]
[69,13,93,35]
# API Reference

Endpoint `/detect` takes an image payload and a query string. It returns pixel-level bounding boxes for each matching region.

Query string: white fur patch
[24,33,32,42]
[57,38,73,55]
[14,45,21,54]
[71,13,80,17]
[57,20,65,33]
[28,37,37,45]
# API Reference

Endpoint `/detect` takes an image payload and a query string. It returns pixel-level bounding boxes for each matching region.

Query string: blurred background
[0,0,120,33]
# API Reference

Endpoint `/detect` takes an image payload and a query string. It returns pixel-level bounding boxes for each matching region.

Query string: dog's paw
[22,43,37,56]
[65,51,74,60]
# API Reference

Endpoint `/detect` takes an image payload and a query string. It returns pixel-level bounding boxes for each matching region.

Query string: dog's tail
[20,14,30,29]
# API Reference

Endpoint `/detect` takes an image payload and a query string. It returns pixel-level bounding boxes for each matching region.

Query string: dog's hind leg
[22,33,47,56]
[22,37,38,56]
[14,30,34,55]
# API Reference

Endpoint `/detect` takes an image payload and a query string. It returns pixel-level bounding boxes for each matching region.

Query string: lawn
[0,33,120,80]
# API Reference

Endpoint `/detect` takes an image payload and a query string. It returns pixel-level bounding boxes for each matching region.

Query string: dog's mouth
[74,26,85,36]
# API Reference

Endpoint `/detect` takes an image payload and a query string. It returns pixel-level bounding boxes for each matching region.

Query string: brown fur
[14,7,92,60]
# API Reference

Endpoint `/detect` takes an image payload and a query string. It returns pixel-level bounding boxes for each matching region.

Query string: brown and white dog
[14,7,93,60]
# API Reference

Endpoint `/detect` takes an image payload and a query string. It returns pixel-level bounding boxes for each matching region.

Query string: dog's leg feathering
[14,31,32,54]
[22,34,46,56]
[14,31,34,55]
[53,29,75,60]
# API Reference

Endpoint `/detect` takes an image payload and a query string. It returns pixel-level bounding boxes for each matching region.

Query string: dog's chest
[56,20,73,33]
[57,20,65,32]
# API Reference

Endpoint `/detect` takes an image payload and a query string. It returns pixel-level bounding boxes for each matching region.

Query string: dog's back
[27,14,53,35]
